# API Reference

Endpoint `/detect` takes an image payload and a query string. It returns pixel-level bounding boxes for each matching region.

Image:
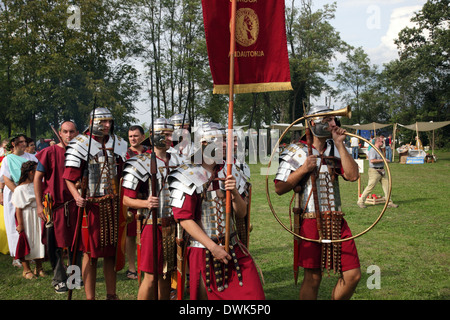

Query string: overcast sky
[308,0,426,106]
[312,0,426,66]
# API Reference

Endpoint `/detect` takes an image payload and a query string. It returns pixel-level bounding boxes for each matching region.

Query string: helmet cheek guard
[152,117,174,148]
[309,118,332,138]
[153,133,167,148]
[193,122,226,160]
[90,107,114,137]
[307,105,334,138]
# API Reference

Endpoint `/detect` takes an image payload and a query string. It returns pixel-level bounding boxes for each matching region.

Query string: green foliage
[286,0,346,120]
[0,0,141,139]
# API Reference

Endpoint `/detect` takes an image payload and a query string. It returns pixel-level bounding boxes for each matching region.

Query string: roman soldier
[122,117,183,299]
[274,105,361,300]
[168,122,264,300]
[63,107,127,300]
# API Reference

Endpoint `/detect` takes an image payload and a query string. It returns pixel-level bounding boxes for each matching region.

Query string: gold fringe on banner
[213,82,293,95]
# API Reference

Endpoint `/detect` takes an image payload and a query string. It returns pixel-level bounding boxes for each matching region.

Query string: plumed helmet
[90,107,114,137]
[307,105,334,138]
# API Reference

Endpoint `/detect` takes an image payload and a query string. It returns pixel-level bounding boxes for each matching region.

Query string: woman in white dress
[0,135,38,264]
[11,161,45,279]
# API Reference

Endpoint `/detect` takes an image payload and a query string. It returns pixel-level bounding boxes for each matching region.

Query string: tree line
[0,0,448,146]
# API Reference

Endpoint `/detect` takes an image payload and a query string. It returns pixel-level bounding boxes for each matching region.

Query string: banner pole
[225,0,237,254]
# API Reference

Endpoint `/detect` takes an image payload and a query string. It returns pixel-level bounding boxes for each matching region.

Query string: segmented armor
[168,162,249,291]
[65,133,127,250]
[276,140,345,273]
[169,162,247,235]
[65,133,127,197]
[122,152,183,277]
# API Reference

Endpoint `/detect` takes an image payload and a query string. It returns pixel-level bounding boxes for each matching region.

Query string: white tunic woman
[11,182,45,260]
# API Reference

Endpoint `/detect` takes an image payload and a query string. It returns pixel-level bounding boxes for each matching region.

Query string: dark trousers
[51,247,82,286]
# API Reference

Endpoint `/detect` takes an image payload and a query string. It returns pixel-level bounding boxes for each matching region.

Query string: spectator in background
[12,161,46,279]
[350,134,359,159]
[0,138,9,159]
[385,134,392,162]
[378,133,386,157]
[34,120,81,293]
[25,137,36,155]
[357,135,399,209]
[123,124,149,280]
[36,138,49,152]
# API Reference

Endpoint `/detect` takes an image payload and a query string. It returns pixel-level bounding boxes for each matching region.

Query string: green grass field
[0,151,449,300]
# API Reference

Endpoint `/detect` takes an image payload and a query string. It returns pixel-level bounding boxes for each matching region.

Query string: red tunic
[274,141,360,272]
[172,190,265,300]
[122,187,165,274]
[298,218,360,271]
[36,144,78,248]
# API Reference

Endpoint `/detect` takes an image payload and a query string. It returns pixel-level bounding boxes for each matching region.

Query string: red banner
[202,0,292,94]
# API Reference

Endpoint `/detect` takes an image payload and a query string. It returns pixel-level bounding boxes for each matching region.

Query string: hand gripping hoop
[264,116,391,244]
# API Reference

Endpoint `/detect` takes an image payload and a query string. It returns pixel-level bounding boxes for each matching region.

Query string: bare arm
[3,176,16,193]
[0,182,4,205]
[331,126,359,182]
[123,195,159,210]
[33,171,46,221]
[65,179,87,208]
[224,174,247,218]
[180,219,231,264]
[16,207,24,233]
[335,142,359,182]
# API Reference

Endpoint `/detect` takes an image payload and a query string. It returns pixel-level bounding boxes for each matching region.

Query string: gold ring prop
[265,106,391,243]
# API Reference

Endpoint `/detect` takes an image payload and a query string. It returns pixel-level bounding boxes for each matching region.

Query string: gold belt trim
[145,216,175,227]
[301,212,317,219]
[301,211,345,219]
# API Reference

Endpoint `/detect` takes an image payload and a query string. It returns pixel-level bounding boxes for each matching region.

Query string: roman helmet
[307,105,334,138]
[170,113,190,131]
[193,122,226,161]
[90,107,114,137]
[152,117,174,148]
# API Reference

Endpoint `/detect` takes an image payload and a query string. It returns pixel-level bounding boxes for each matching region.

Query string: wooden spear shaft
[225,0,237,254]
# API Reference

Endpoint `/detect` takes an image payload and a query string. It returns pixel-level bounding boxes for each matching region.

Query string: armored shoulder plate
[65,134,128,168]
[167,147,188,166]
[65,134,97,168]
[275,140,343,182]
[168,164,211,208]
[110,135,128,161]
[219,162,248,195]
[122,153,152,190]
[235,160,251,180]
[122,152,182,191]
[275,143,308,182]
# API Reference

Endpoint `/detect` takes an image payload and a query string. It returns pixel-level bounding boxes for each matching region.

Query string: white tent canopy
[397,121,450,132]
[397,121,450,155]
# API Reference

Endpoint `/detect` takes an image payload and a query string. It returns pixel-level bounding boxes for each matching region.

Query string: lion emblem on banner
[235,8,259,47]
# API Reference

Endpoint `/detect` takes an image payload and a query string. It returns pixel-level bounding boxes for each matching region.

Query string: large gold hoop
[265,117,391,244]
